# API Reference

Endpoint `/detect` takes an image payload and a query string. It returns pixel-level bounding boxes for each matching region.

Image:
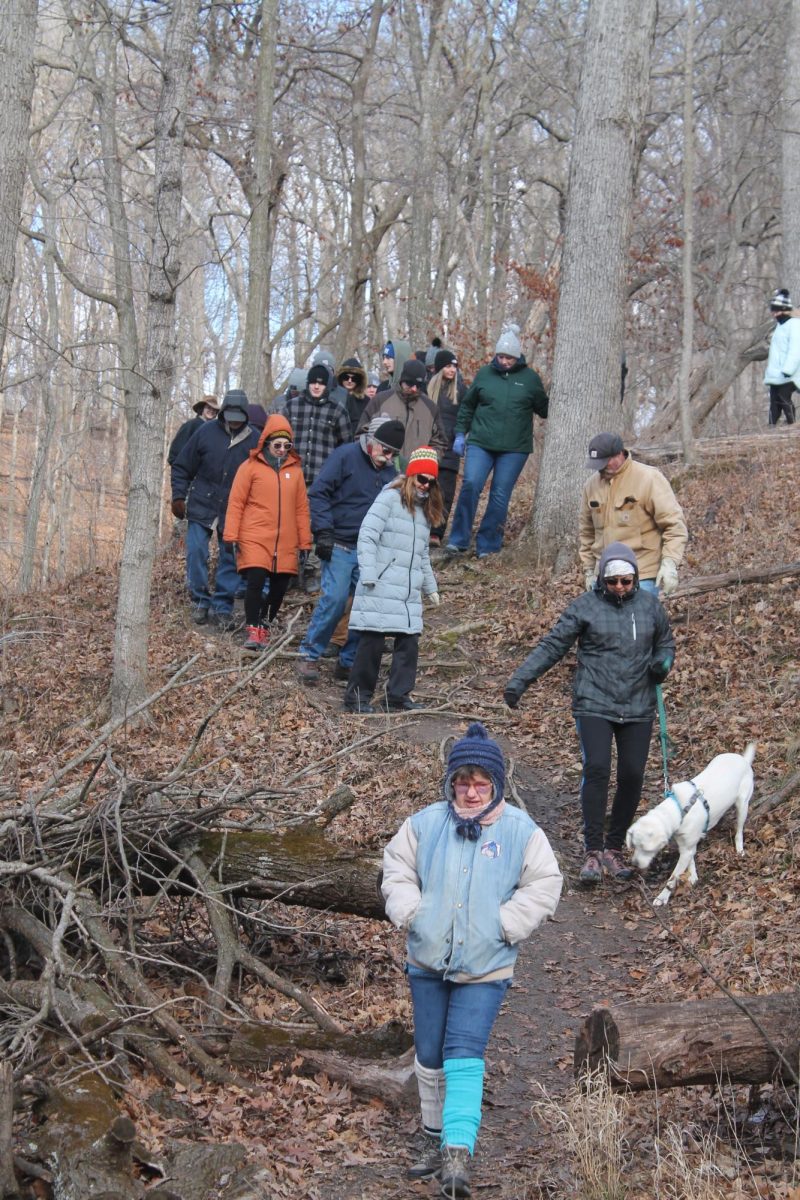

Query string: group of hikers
[167,326,696,1197]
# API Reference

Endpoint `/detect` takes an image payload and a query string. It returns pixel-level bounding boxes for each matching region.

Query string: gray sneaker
[439,1144,471,1198]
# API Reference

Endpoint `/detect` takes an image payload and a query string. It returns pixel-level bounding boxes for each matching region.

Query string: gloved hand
[503,685,522,710]
[655,559,679,596]
[649,656,673,683]
[171,498,186,520]
[584,571,597,592]
[314,529,335,562]
[452,433,466,457]
[426,591,440,606]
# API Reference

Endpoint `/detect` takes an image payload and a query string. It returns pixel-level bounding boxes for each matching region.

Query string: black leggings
[575,716,653,852]
[241,567,292,626]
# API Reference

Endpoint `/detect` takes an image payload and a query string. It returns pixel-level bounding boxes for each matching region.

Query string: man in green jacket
[443,325,548,558]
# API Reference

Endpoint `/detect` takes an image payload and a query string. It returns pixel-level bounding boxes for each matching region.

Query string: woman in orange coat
[224,414,312,650]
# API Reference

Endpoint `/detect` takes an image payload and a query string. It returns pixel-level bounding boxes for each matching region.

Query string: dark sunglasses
[340,373,358,382]
[415,475,435,486]
[605,576,634,586]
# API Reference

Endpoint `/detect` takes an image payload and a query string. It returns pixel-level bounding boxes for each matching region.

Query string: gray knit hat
[495,324,522,358]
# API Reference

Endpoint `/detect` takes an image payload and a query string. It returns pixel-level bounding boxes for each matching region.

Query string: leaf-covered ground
[0,432,798,1198]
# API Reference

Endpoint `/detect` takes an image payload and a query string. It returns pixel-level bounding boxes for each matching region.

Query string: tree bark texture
[110,0,200,719]
[529,0,657,571]
[677,0,696,466]
[574,991,800,1091]
[240,0,278,401]
[0,0,37,369]
[782,0,800,300]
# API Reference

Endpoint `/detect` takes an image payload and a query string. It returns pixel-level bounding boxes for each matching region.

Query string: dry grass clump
[531,1069,628,1200]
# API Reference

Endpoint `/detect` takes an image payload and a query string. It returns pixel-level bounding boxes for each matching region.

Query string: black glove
[503,686,522,710]
[171,498,186,520]
[314,529,335,562]
[649,657,673,683]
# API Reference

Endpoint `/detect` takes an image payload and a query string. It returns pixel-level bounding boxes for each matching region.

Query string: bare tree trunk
[240,0,277,402]
[528,0,657,571]
[0,0,37,369]
[110,0,200,719]
[677,0,696,466]
[782,0,800,299]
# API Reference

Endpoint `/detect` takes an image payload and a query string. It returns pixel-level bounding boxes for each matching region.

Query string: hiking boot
[208,610,239,633]
[322,643,339,658]
[381,696,423,712]
[442,543,467,560]
[579,852,603,885]
[333,661,351,681]
[297,657,320,684]
[243,625,268,652]
[406,1132,442,1180]
[191,605,209,625]
[342,698,375,714]
[439,1144,471,1198]
[601,848,634,881]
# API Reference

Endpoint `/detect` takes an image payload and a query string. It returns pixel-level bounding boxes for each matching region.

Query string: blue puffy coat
[349,483,437,635]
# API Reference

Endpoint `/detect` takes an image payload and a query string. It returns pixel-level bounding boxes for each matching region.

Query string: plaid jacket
[273,391,351,485]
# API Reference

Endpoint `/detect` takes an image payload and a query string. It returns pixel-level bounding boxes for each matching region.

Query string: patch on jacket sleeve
[480,840,502,859]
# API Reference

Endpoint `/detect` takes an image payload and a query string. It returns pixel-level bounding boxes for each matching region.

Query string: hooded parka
[223,414,312,574]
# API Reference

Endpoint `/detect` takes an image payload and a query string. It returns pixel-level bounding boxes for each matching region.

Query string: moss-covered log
[189,828,386,920]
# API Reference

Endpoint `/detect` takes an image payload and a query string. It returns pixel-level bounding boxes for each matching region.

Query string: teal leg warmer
[442,1057,485,1153]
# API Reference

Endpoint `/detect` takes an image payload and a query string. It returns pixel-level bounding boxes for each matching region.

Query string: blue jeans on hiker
[185,520,239,614]
[447,445,529,556]
[406,963,510,1069]
[298,544,361,667]
[639,578,657,594]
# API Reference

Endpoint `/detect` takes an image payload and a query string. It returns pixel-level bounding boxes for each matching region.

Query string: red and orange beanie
[406,446,439,478]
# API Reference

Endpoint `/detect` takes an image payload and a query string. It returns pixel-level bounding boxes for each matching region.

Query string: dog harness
[668,783,711,831]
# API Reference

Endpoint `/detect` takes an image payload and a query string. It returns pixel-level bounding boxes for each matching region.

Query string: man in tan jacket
[579,433,688,594]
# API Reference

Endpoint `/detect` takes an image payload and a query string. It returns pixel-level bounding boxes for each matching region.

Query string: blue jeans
[298,544,361,666]
[185,521,239,614]
[406,963,510,1069]
[639,578,657,594]
[447,445,529,555]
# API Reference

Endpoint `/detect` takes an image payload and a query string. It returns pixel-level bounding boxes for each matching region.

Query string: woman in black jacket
[427,350,466,544]
[503,541,675,884]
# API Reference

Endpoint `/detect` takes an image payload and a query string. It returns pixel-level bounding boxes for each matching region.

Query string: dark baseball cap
[586,433,624,470]
[399,359,427,387]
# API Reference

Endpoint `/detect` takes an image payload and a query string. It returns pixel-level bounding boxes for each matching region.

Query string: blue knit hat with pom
[444,722,505,840]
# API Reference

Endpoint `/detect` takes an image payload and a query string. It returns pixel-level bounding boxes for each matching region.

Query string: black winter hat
[434,349,457,373]
[372,419,405,453]
[307,364,329,387]
[222,388,248,410]
[400,359,427,386]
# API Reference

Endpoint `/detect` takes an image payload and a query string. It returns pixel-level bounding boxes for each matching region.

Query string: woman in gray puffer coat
[344,448,443,713]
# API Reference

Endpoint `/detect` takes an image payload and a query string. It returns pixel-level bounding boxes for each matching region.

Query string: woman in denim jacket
[382,723,562,1198]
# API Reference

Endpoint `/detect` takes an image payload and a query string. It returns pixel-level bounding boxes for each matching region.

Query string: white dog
[626,744,755,906]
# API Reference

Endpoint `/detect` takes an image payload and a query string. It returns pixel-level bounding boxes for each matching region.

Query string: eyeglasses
[415,475,435,486]
[269,439,293,450]
[453,779,492,794]
[605,576,634,587]
[340,373,357,382]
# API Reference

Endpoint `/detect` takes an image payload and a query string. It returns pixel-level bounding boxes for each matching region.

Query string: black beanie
[434,349,457,373]
[372,419,405,453]
[400,359,427,386]
[307,364,329,387]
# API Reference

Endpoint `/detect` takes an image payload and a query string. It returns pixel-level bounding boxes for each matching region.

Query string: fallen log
[189,828,386,920]
[671,561,800,600]
[574,990,800,1091]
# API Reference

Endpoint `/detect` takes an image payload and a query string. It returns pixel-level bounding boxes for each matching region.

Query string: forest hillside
[0,433,797,1198]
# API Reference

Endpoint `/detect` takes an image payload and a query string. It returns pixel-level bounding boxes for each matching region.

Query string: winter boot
[439,1145,471,1198]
